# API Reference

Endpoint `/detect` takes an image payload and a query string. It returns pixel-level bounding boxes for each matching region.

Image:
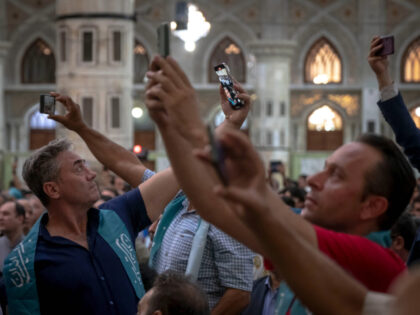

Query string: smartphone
[157,22,170,57]
[376,35,394,56]
[207,126,229,186]
[39,94,56,115]
[214,63,244,110]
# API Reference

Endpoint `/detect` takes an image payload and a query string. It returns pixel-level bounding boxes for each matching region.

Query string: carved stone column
[248,40,296,169]
[56,0,135,161]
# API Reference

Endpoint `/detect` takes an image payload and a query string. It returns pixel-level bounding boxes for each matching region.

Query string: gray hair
[22,138,72,207]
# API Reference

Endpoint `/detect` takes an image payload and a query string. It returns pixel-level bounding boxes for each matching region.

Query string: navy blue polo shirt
[34,188,151,315]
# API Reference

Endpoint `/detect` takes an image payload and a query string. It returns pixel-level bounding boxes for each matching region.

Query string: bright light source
[313,74,329,84]
[415,107,420,117]
[173,4,211,52]
[131,107,143,118]
[308,105,340,131]
[133,145,142,154]
[185,41,196,52]
[170,21,177,30]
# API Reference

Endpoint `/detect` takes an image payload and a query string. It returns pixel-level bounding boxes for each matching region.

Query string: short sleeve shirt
[34,188,151,315]
[315,225,406,292]
[152,198,254,308]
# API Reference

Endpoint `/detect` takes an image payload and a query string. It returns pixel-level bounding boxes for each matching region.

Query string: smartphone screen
[214,63,244,110]
[39,94,56,115]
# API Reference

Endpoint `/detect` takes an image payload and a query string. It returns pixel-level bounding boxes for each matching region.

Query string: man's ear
[360,195,388,221]
[392,235,405,251]
[43,181,60,200]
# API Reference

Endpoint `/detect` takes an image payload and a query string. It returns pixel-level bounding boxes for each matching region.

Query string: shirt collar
[38,208,99,243]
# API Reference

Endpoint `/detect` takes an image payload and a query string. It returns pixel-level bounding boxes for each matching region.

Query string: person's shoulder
[100,188,143,210]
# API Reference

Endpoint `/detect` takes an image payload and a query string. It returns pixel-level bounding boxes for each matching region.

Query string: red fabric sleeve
[314,225,406,292]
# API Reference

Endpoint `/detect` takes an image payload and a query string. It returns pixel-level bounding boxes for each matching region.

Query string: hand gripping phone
[207,126,229,186]
[376,35,394,56]
[39,94,56,115]
[214,63,244,110]
[157,22,170,57]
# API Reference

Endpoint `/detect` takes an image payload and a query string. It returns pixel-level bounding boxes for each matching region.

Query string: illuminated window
[134,40,149,83]
[30,111,56,150]
[402,37,420,82]
[305,38,342,84]
[307,105,342,131]
[208,37,246,83]
[410,106,420,127]
[22,38,55,83]
[30,111,56,129]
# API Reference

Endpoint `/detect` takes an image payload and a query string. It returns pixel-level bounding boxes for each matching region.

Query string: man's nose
[86,168,97,181]
[307,170,326,191]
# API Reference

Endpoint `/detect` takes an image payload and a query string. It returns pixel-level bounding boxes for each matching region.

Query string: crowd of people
[0,36,420,315]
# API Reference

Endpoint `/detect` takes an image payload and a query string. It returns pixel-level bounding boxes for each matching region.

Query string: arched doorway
[29,110,56,150]
[306,105,343,151]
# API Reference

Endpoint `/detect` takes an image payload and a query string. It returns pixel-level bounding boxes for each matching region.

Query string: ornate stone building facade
[1,0,420,187]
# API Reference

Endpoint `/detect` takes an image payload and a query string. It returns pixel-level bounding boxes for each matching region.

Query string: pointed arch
[21,38,55,83]
[133,39,150,83]
[401,36,420,83]
[304,37,342,84]
[208,37,246,83]
[306,104,343,151]
[24,104,56,150]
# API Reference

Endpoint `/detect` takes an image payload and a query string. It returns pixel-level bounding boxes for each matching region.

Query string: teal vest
[4,209,145,315]
[149,194,209,281]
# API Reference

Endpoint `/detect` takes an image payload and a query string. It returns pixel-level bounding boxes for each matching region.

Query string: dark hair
[22,138,71,207]
[357,134,416,230]
[281,196,295,208]
[287,187,307,203]
[147,271,209,315]
[14,201,25,219]
[391,213,417,251]
[139,262,158,292]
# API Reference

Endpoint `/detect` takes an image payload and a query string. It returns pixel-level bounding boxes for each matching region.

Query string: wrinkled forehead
[56,150,84,168]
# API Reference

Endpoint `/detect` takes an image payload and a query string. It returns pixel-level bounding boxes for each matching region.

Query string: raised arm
[205,129,367,315]
[368,37,420,171]
[49,93,179,221]
[144,56,316,253]
[49,93,146,187]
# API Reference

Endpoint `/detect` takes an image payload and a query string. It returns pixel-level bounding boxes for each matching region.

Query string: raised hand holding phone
[375,35,394,56]
[368,36,393,89]
[214,63,244,110]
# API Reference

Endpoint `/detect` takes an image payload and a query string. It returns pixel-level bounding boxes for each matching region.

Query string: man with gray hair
[3,95,179,315]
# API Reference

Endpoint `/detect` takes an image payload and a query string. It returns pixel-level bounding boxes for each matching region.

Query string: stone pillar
[359,0,386,134]
[0,41,10,153]
[56,0,135,161]
[248,40,296,169]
